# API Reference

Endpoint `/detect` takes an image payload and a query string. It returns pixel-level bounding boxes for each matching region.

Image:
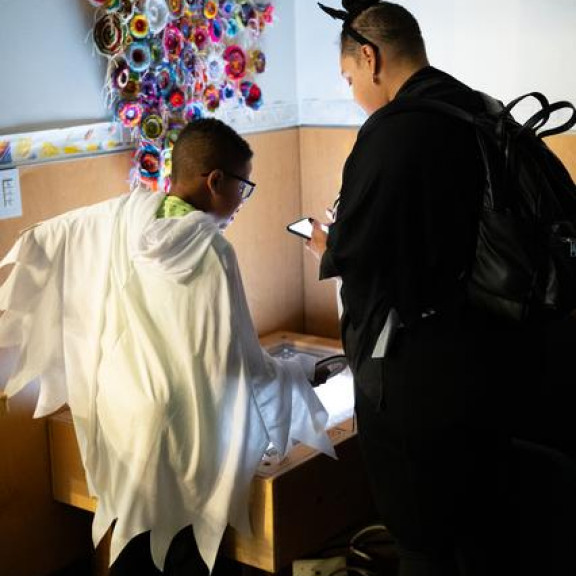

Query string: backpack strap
[536,101,576,139]
[503,92,550,119]
[388,92,576,141]
[504,92,576,139]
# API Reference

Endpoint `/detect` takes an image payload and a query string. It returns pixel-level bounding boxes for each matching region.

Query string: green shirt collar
[156,195,196,219]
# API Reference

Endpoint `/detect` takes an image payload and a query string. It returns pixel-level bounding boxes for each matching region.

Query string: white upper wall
[0,0,297,135]
[0,0,109,133]
[0,0,574,134]
[296,0,576,125]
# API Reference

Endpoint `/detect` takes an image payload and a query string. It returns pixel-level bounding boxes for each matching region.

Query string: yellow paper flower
[14,138,33,160]
[130,14,149,39]
[40,142,61,158]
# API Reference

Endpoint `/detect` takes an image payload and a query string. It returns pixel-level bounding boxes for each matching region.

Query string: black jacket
[321,66,487,377]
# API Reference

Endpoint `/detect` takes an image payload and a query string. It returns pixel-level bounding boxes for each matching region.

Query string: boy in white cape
[0,119,335,575]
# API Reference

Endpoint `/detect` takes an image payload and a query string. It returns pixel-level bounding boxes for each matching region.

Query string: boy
[0,119,334,575]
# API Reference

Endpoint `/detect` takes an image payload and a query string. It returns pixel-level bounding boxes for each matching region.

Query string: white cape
[0,188,335,571]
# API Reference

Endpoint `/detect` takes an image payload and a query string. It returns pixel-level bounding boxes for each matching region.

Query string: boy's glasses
[202,170,256,202]
[223,171,256,202]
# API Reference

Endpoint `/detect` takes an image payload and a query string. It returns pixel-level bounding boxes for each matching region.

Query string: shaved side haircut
[171,118,253,185]
[341,2,427,62]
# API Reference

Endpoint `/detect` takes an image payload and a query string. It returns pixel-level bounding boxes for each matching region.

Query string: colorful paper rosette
[224,45,247,80]
[166,88,186,112]
[193,26,209,51]
[178,15,192,40]
[140,72,159,104]
[164,122,184,148]
[160,147,173,190]
[184,102,204,122]
[203,0,219,19]
[185,0,203,18]
[163,24,184,59]
[167,0,185,18]
[240,80,262,110]
[203,84,221,112]
[138,143,161,182]
[250,49,266,73]
[111,59,130,91]
[141,114,164,140]
[149,37,164,68]
[261,3,275,24]
[126,42,151,73]
[226,18,239,38]
[121,75,141,100]
[105,0,122,12]
[221,82,236,103]
[206,51,225,84]
[238,2,257,27]
[209,18,225,43]
[180,44,198,77]
[94,13,125,57]
[156,62,176,96]
[86,0,275,190]
[117,100,143,128]
[116,0,135,18]
[145,0,170,34]
[129,14,150,39]
[220,1,236,18]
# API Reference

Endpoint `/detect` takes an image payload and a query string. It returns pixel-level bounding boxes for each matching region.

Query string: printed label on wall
[0,168,23,220]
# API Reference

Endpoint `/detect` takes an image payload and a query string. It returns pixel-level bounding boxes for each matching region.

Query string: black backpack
[385,91,576,322]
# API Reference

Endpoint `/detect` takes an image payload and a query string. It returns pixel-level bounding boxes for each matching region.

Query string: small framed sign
[0,168,22,220]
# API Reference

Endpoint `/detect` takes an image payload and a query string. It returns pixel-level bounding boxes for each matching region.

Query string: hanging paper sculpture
[87,0,274,190]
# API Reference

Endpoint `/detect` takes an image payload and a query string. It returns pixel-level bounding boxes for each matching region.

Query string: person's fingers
[310,218,324,230]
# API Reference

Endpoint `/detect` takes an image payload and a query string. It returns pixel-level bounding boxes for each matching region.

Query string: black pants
[109,526,208,576]
[352,309,576,576]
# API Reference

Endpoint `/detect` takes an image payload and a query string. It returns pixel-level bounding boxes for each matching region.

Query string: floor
[49,524,399,576]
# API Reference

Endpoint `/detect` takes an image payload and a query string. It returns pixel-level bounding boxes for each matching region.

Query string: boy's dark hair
[171,118,253,184]
[341,2,426,61]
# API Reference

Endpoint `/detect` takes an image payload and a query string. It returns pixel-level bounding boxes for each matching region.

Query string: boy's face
[210,160,253,228]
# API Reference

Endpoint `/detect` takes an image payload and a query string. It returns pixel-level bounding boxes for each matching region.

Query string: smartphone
[286,217,328,240]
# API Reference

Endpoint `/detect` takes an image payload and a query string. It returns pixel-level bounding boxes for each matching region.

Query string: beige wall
[1,127,576,576]
[299,128,358,339]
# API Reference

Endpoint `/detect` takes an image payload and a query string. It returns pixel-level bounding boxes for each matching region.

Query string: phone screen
[286,218,329,240]
[287,218,314,239]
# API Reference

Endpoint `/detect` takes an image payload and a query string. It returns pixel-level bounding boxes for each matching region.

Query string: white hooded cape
[0,188,335,571]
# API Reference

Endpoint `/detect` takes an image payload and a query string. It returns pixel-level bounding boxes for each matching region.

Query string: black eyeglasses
[223,170,256,201]
[201,170,256,202]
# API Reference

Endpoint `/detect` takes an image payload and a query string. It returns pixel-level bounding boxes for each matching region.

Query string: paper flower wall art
[87,0,274,189]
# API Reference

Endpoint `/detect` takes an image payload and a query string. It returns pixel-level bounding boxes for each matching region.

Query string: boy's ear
[206,169,224,195]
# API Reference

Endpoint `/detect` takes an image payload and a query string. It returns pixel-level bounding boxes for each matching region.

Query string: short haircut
[341,2,426,61]
[171,118,253,184]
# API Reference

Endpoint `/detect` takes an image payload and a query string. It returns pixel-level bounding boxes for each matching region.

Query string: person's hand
[311,355,348,387]
[306,218,328,260]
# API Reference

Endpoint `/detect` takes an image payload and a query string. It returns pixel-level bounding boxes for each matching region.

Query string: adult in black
[309,2,576,575]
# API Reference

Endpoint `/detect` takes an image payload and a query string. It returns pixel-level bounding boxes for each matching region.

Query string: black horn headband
[318,2,380,50]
